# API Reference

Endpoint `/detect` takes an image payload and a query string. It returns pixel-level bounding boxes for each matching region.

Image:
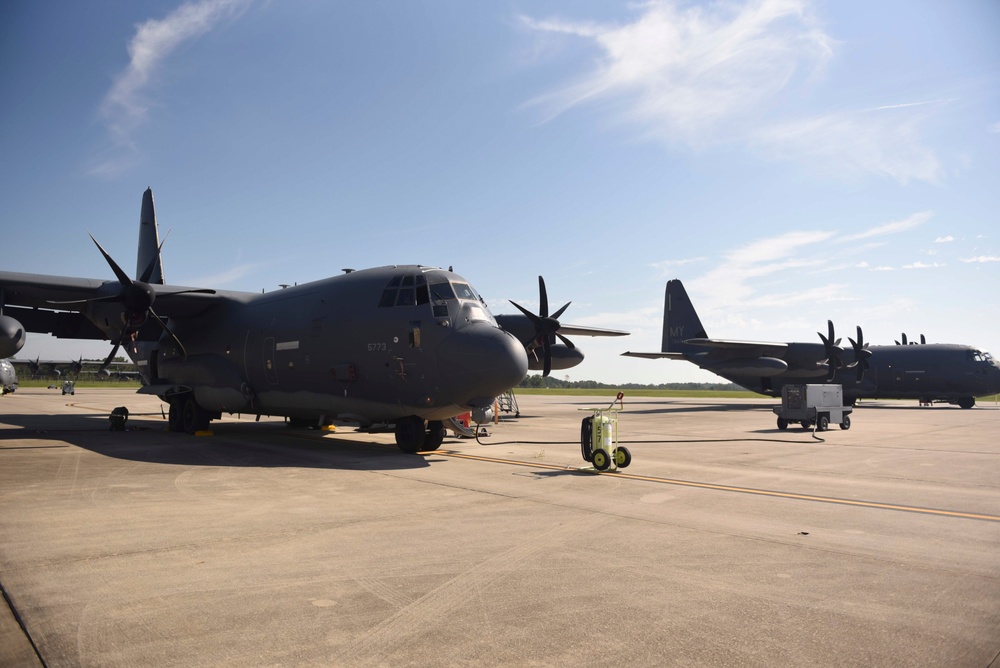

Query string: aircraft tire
[395,416,426,454]
[423,421,445,451]
[957,397,975,409]
[180,396,210,434]
[592,449,611,471]
[776,417,788,430]
[168,400,183,432]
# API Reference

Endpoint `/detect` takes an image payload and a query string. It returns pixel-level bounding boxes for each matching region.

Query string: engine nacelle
[705,356,788,377]
[0,315,26,358]
[526,344,585,371]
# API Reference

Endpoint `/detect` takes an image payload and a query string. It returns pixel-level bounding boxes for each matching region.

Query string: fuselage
[133,265,528,424]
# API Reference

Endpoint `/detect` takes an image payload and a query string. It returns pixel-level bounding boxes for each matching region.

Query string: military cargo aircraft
[6,356,135,379]
[623,279,1000,408]
[0,188,538,451]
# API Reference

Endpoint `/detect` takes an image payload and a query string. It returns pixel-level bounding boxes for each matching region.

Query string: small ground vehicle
[61,380,75,396]
[580,393,631,471]
[773,384,852,431]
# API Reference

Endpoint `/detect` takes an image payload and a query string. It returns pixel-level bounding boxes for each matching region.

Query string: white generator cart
[773,384,852,431]
[580,393,631,471]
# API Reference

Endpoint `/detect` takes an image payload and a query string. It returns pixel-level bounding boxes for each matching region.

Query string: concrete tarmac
[1,388,998,667]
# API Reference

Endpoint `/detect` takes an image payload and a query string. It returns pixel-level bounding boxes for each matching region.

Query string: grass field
[9,379,997,404]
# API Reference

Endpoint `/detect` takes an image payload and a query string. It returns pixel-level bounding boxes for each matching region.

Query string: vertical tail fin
[136,187,164,284]
[661,279,708,352]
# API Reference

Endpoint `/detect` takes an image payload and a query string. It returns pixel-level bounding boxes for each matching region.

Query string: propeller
[508,276,575,377]
[847,326,872,382]
[68,356,84,376]
[49,235,212,373]
[894,333,927,346]
[818,320,843,381]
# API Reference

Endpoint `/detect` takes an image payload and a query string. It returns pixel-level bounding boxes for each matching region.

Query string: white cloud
[650,256,707,277]
[960,255,1000,263]
[521,0,834,144]
[841,211,933,242]
[92,0,250,175]
[753,108,944,184]
[902,261,944,269]
[521,1,944,183]
[934,235,954,243]
[687,228,834,311]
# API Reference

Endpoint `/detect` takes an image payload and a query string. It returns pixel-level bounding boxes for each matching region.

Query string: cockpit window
[429,282,455,301]
[380,275,485,319]
[452,282,477,300]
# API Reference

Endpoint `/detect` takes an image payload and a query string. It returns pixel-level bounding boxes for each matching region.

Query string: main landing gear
[166,392,216,434]
[394,416,446,454]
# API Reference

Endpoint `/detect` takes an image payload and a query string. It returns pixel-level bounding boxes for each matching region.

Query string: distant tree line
[517,375,742,392]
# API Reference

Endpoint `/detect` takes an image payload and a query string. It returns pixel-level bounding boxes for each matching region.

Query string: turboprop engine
[0,315,26,358]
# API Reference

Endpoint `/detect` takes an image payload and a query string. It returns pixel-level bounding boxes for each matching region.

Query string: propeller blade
[550,301,571,321]
[847,326,872,383]
[149,309,187,360]
[509,300,542,326]
[556,332,576,350]
[138,235,168,283]
[99,335,125,375]
[920,334,926,345]
[90,234,132,287]
[538,276,548,319]
[818,320,843,380]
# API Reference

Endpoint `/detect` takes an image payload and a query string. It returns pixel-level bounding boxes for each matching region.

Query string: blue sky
[2,0,998,384]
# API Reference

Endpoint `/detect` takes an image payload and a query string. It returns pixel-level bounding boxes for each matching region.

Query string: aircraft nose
[440,324,528,406]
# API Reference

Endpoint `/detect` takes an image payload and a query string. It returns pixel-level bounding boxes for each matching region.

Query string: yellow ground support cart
[579,392,631,471]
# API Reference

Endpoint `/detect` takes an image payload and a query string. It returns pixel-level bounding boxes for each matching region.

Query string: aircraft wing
[0,271,237,343]
[683,338,789,357]
[621,351,688,359]
[556,323,629,337]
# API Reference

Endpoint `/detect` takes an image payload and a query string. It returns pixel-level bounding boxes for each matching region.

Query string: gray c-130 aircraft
[0,187,622,452]
[624,279,1000,408]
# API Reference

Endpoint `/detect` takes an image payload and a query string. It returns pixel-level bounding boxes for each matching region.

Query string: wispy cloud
[520,0,944,183]
[186,258,272,287]
[752,107,944,183]
[960,255,1000,263]
[91,0,250,176]
[842,211,933,242]
[687,228,834,311]
[651,256,706,277]
[521,0,833,145]
[680,210,932,314]
[934,235,955,243]
[902,261,945,269]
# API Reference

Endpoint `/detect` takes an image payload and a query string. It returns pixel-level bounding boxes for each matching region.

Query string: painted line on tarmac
[431,449,1000,523]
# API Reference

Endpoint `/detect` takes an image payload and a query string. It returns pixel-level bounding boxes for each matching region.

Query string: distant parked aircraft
[623,279,1000,408]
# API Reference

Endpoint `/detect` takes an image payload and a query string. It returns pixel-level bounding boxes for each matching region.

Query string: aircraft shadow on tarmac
[0,412,432,472]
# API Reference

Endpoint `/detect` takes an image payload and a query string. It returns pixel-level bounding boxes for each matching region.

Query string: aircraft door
[263,336,278,385]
